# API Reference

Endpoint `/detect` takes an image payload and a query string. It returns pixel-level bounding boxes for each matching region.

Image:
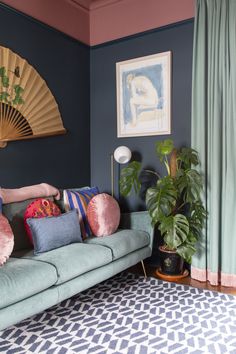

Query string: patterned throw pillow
[0,197,14,266]
[24,198,61,245]
[63,187,99,239]
[87,193,120,237]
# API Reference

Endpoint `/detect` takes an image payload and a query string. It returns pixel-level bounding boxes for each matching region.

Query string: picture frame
[116,51,171,138]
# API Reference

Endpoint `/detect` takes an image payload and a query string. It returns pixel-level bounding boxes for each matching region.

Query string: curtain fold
[191,0,236,287]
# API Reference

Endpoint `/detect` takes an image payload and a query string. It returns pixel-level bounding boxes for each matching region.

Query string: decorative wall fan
[0,46,66,148]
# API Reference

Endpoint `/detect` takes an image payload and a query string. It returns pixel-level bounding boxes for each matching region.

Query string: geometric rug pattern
[0,272,236,354]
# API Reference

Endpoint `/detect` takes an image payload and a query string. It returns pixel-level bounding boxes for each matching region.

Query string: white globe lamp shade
[114,146,132,164]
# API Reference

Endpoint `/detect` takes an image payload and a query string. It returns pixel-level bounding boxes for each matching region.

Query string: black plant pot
[159,245,184,275]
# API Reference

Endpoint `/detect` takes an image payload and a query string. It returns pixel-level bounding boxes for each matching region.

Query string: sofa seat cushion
[13,243,112,285]
[84,229,150,260]
[0,257,58,309]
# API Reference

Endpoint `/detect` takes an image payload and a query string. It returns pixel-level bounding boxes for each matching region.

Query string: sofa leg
[141,260,147,279]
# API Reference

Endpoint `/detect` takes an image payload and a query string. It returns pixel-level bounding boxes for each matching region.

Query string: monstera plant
[119,139,207,275]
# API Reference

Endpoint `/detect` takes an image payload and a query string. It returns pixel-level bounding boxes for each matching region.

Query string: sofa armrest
[119,211,154,250]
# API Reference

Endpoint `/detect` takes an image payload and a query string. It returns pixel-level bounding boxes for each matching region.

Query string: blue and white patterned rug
[1,272,236,354]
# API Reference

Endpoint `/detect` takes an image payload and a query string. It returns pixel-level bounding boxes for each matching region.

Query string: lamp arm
[111,153,114,197]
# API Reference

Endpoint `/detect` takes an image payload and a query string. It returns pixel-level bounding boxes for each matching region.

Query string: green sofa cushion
[84,229,150,260]
[0,257,58,309]
[3,197,53,251]
[13,243,112,285]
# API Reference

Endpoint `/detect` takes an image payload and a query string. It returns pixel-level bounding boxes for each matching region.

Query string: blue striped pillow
[63,187,99,239]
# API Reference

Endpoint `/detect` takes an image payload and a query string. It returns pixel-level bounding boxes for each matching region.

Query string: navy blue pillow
[26,209,82,255]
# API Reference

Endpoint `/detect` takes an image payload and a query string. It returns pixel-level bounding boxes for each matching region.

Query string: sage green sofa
[0,196,154,331]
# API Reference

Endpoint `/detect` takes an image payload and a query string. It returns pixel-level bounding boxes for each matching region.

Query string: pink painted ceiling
[68,0,121,10]
[0,0,195,45]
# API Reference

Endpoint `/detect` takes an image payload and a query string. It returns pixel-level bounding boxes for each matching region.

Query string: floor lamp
[111,146,132,198]
[110,145,147,279]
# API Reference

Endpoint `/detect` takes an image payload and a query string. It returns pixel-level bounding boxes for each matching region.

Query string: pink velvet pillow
[0,200,14,266]
[87,193,120,237]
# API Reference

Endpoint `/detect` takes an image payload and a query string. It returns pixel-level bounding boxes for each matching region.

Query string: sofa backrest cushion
[3,198,52,251]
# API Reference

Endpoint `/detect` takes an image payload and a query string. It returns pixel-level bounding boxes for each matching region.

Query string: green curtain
[191,0,236,286]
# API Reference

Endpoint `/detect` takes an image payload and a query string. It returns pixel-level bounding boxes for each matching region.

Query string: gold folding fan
[0,46,66,147]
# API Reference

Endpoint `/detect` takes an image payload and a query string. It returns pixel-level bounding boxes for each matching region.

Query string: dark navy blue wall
[0,3,193,210]
[0,4,90,188]
[90,20,194,211]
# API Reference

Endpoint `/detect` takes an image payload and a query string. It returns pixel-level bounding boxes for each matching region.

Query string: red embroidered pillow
[87,193,120,237]
[24,198,61,245]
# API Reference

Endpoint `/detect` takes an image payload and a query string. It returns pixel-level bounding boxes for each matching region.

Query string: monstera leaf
[178,147,199,169]
[159,214,189,250]
[155,139,174,161]
[176,240,196,263]
[146,176,177,225]
[188,202,207,237]
[176,169,203,203]
[119,161,141,196]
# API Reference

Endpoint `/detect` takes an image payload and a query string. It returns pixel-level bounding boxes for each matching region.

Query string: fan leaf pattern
[0,46,66,147]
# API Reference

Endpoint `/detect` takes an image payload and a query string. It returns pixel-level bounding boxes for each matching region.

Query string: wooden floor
[127,263,236,296]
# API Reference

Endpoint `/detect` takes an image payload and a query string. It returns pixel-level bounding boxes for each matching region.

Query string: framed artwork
[116,51,171,138]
